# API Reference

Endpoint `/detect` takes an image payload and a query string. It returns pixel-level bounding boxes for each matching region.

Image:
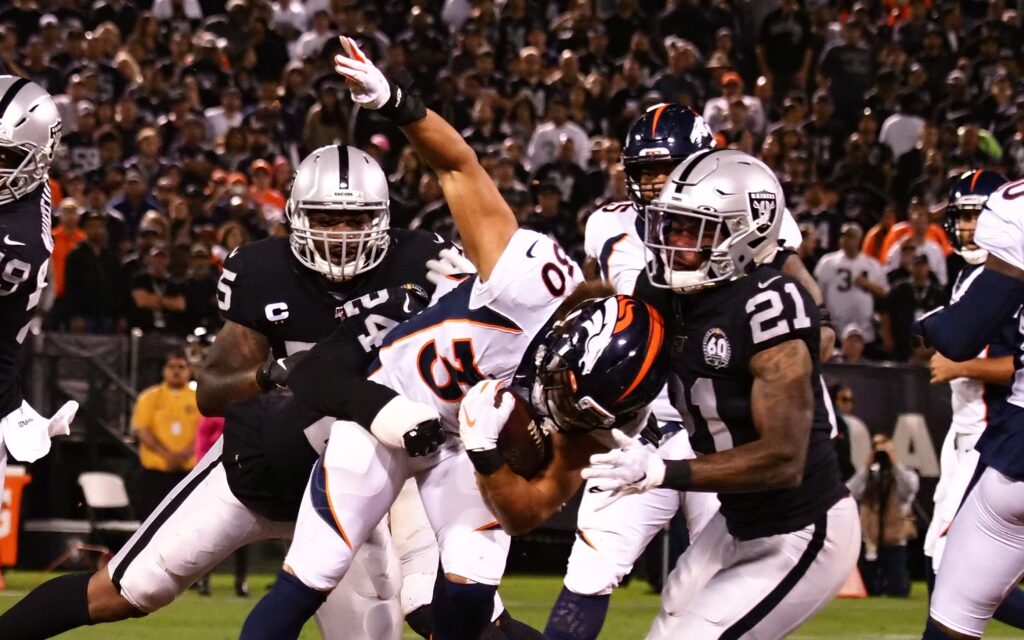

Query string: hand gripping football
[496,389,551,479]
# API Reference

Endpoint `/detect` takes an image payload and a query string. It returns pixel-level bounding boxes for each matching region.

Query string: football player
[237,37,620,640]
[916,178,1024,640]
[0,76,78,498]
[545,104,831,640]
[580,150,859,639]
[923,170,1024,628]
[0,145,456,640]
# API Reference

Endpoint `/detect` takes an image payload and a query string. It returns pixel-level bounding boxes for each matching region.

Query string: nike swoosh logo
[433,233,445,245]
[526,241,539,258]
[3,235,24,246]
[403,294,412,314]
[465,412,477,427]
[758,276,782,289]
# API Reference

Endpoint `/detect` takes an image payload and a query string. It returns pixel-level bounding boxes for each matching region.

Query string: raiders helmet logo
[747,190,778,232]
[702,328,731,369]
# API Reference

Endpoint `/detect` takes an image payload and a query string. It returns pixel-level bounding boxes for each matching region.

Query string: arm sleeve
[286,325,398,428]
[917,268,1024,361]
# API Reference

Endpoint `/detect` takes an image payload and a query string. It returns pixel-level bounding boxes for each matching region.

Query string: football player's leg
[924,428,959,571]
[242,421,409,640]
[416,449,512,640]
[314,519,404,640]
[546,483,681,640]
[649,496,860,640]
[389,477,440,635]
[0,440,278,638]
[929,467,1024,639]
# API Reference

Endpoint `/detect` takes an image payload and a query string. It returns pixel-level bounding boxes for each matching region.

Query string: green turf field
[0,571,1018,638]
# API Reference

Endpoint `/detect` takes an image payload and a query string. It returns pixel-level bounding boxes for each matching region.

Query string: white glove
[581,428,666,509]
[370,395,444,456]
[333,36,391,109]
[0,400,79,462]
[458,380,513,452]
[426,247,477,286]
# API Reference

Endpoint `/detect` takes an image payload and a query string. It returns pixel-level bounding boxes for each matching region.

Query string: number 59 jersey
[0,184,52,415]
[665,266,845,540]
[370,229,582,432]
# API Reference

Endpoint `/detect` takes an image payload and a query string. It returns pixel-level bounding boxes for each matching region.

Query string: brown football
[496,389,551,479]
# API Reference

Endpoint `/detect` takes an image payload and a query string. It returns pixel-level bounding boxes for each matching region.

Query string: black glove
[256,351,310,393]
[403,419,446,457]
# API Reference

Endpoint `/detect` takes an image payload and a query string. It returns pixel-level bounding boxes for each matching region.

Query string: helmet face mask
[944,169,1007,266]
[644,150,784,293]
[0,76,62,206]
[622,104,715,210]
[523,295,668,436]
[286,145,391,281]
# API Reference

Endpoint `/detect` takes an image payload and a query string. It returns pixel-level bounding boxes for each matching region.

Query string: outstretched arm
[334,37,517,281]
[916,255,1024,361]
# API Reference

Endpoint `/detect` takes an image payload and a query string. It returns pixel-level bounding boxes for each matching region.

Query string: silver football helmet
[0,76,61,206]
[644,149,785,292]
[286,145,390,281]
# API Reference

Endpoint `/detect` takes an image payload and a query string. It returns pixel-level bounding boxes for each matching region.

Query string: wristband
[377,73,426,126]
[662,459,693,491]
[467,449,506,476]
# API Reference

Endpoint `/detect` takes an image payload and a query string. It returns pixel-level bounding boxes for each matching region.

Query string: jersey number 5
[417,338,484,402]
[746,283,811,344]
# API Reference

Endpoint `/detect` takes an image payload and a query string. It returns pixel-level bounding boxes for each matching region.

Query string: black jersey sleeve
[216,246,268,333]
[287,322,398,428]
[741,272,820,356]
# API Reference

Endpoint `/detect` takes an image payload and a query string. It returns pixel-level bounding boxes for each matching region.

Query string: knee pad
[438,528,509,586]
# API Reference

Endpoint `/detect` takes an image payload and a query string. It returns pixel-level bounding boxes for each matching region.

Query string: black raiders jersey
[215,229,452,517]
[222,391,327,522]
[0,184,52,416]
[217,229,452,357]
[658,266,845,540]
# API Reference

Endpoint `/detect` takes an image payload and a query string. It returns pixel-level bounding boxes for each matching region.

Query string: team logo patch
[747,190,778,232]
[702,328,731,369]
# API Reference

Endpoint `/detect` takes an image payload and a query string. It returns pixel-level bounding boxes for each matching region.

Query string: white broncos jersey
[583,200,803,424]
[371,229,582,432]
[975,183,1024,411]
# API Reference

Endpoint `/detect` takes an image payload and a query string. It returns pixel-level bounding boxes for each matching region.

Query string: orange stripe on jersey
[322,458,353,549]
[650,104,668,137]
[475,520,501,532]
[616,304,665,403]
[971,170,983,191]
[378,319,523,355]
[614,297,636,333]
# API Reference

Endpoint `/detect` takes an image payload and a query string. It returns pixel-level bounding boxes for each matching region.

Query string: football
[496,389,551,479]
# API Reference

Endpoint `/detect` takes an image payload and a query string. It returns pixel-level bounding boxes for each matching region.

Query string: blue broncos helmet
[946,169,1007,265]
[623,103,715,209]
[521,295,668,434]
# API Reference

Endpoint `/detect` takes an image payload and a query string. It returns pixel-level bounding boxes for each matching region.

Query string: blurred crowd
[3,0,1021,363]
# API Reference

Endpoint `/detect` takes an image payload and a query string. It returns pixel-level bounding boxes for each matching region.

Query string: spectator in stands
[131,350,199,519]
[62,211,123,333]
[835,324,868,365]
[756,0,812,101]
[817,19,873,128]
[882,252,945,361]
[531,135,590,214]
[703,71,765,137]
[880,92,927,159]
[815,222,888,352]
[526,98,590,172]
[883,199,950,286]
[523,181,577,253]
[130,244,188,336]
[849,434,919,598]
